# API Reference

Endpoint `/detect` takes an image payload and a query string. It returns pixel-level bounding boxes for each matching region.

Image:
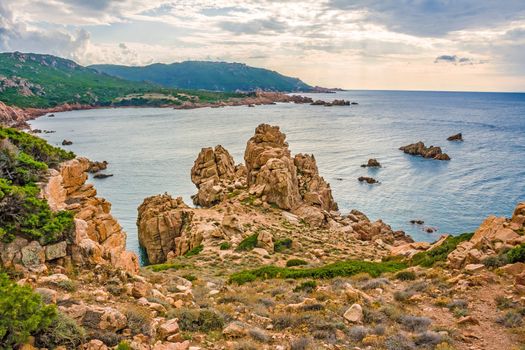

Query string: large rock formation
[244,124,302,210]
[399,141,451,160]
[1,157,139,274]
[137,194,194,264]
[0,101,28,127]
[190,145,246,207]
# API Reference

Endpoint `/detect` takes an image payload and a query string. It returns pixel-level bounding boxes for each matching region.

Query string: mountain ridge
[89,60,313,92]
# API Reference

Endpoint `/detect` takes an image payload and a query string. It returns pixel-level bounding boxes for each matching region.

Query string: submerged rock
[399,141,451,160]
[93,173,113,179]
[361,158,381,168]
[358,176,378,184]
[62,139,73,146]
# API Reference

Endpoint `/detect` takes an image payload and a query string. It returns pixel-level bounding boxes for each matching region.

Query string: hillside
[0,52,242,108]
[89,61,313,92]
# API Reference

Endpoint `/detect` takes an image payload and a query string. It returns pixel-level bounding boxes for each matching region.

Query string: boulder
[343,303,363,323]
[358,176,378,184]
[256,230,274,251]
[361,158,381,167]
[158,319,180,340]
[137,194,193,264]
[45,241,67,261]
[447,133,463,141]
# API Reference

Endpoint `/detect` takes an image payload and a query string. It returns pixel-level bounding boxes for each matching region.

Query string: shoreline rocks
[358,176,378,184]
[399,141,451,160]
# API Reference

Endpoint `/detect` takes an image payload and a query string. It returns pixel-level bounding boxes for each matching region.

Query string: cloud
[218,18,288,35]
[434,55,484,65]
[328,0,525,37]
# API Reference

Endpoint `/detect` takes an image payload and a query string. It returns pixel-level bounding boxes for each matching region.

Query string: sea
[29,90,525,255]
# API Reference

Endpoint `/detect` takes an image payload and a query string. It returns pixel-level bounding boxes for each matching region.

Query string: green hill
[0,52,241,108]
[89,61,313,92]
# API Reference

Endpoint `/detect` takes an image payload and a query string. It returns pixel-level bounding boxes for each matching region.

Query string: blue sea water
[30,90,525,254]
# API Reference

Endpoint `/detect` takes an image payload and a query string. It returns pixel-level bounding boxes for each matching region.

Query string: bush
[507,244,525,263]
[0,273,57,348]
[286,259,308,267]
[36,312,85,348]
[125,306,152,335]
[349,325,369,341]
[274,238,293,252]
[497,311,523,328]
[147,262,186,272]
[411,232,474,267]
[184,245,203,257]
[361,277,390,290]
[219,242,231,250]
[414,331,444,347]
[290,337,310,350]
[229,260,407,285]
[117,341,132,350]
[483,254,509,268]
[170,308,224,332]
[395,271,417,281]
[399,315,432,332]
[249,327,270,343]
[385,334,415,350]
[235,234,258,252]
[293,280,317,293]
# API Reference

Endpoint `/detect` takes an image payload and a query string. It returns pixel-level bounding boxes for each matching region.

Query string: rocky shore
[2,124,525,350]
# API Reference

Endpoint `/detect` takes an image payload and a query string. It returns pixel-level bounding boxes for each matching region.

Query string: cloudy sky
[1,0,525,91]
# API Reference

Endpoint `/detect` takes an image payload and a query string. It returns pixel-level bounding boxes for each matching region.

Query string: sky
[1,0,525,92]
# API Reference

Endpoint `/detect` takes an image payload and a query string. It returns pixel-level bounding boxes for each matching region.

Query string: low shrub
[286,259,308,267]
[0,273,57,349]
[290,337,310,350]
[235,234,258,252]
[399,315,432,332]
[219,242,231,250]
[170,308,224,332]
[117,341,132,350]
[293,280,317,293]
[36,312,85,349]
[348,325,369,341]
[274,238,293,252]
[229,260,407,285]
[385,334,416,350]
[507,244,525,263]
[483,254,509,268]
[147,262,186,272]
[361,277,390,290]
[248,327,270,343]
[414,331,444,347]
[395,271,417,281]
[411,232,474,267]
[125,306,152,335]
[497,311,523,328]
[184,245,203,257]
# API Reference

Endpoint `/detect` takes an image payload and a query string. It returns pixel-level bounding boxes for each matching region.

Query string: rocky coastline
[2,123,525,350]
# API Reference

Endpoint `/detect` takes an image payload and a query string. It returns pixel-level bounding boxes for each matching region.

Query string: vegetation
[0,52,244,108]
[0,273,57,349]
[146,262,186,272]
[90,61,312,92]
[235,233,258,252]
[229,260,407,285]
[395,271,417,281]
[184,245,204,257]
[286,259,308,267]
[410,232,474,267]
[219,242,231,250]
[35,312,85,349]
[0,127,75,243]
[507,243,525,263]
[169,308,224,332]
[293,280,317,293]
[274,238,293,252]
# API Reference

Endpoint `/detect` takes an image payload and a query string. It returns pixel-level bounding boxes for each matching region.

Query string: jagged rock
[244,124,301,210]
[389,242,431,258]
[294,153,338,211]
[82,306,127,332]
[158,319,180,340]
[137,194,193,264]
[361,158,381,167]
[88,160,108,173]
[358,176,378,184]
[62,139,73,146]
[257,230,274,251]
[399,141,451,160]
[0,101,28,127]
[45,241,67,261]
[21,241,45,271]
[447,133,463,141]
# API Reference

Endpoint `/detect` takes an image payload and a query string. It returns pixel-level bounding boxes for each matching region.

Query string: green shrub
[411,232,474,267]
[147,262,186,272]
[184,245,203,257]
[274,238,293,252]
[117,341,132,350]
[507,244,525,263]
[293,280,317,293]
[395,271,417,281]
[182,274,197,282]
[235,233,258,252]
[286,259,308,267]
[0,273,57,349]
[229,260,407,285]
[36,312,85,349]
[219,242,231,250]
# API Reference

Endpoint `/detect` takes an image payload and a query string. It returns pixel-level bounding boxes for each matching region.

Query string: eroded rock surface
[399,141,451,160]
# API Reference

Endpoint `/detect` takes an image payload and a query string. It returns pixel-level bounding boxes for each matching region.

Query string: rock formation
[447,133,463,141]
[0,101,28,127]
[358,176,378,184]
[447,202,525,269]
[399,141,451,160]
[137,124,411,264]
[361,158,381,167]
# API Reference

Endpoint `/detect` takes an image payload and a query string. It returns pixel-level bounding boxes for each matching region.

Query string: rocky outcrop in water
[361,158,381,168]
[358,176,379,184]
[447,133,463,141]
[399,141,451,160]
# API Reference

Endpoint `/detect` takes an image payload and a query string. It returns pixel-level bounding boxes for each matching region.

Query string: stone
[464,264,485,272]
[499,262,525,276]
[45,241,67,261]
[447,133,463,141]
[358,176,378,184]
[399,141,450,160]
[256,230,274,251]
[35,288,58,304]
[158,319,180,340]
[21,241,45,269]
[389,242,430,258]
[361,158,381,167]
[132,281,151,299]
[223,321,249,338]
[343,303,363,323]
[81,340,108,350]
